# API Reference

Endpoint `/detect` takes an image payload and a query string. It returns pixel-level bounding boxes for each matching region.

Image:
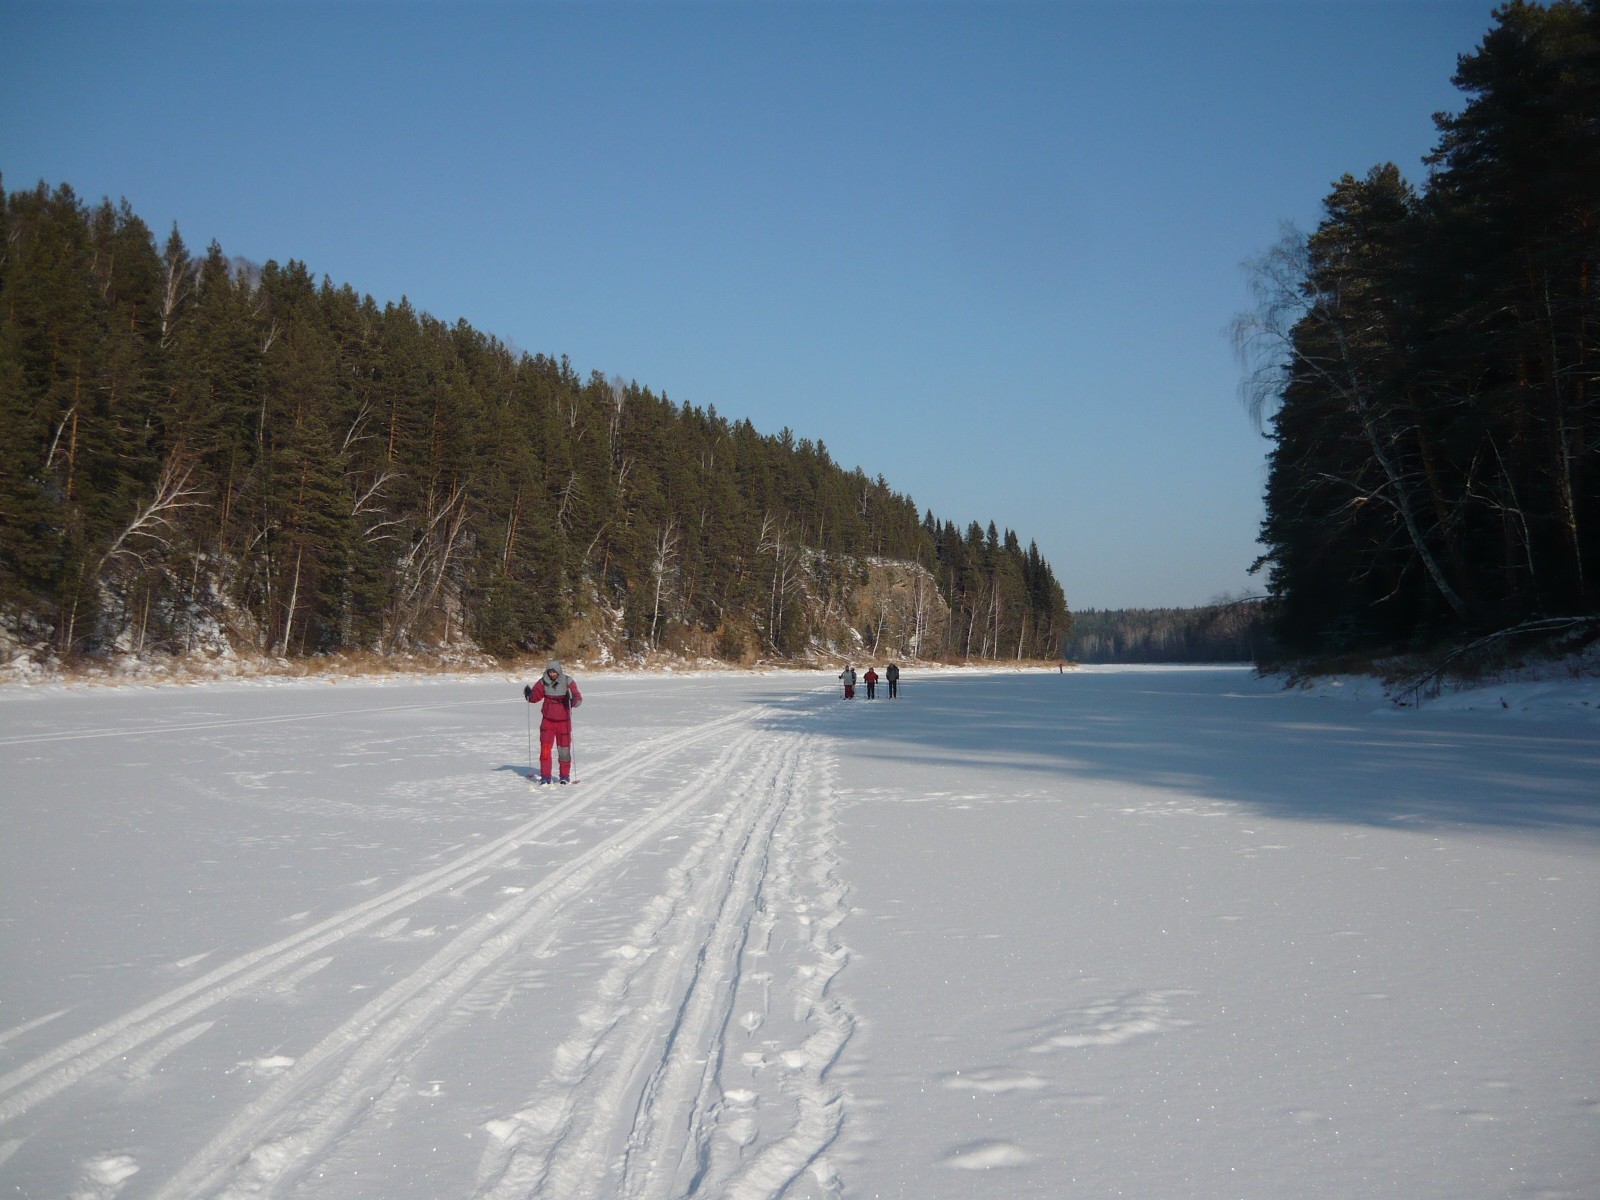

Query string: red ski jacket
[528,673,583,728]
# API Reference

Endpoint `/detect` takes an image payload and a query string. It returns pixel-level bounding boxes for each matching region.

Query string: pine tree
[1243,1,1599,654]
[0,177,1072,665]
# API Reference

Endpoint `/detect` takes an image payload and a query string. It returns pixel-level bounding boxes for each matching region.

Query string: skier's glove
[523,684,532,700]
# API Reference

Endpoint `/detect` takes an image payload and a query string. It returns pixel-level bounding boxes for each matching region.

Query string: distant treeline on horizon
[0,174,1068,665]
[1066,601,1274,664]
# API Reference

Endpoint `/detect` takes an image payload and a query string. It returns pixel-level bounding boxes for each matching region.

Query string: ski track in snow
[472,725,855,1200]
[10,668,1594,1198]
[0,705,751,1125]
[0,689,858,1199]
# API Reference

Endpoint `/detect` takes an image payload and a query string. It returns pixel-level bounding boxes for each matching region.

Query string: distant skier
[839,665,857,700]
[863,667,879,699]
[523,660,583,784]
[886,662,900,698]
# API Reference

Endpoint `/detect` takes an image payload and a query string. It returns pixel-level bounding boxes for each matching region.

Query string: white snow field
[1,664,1596,1200]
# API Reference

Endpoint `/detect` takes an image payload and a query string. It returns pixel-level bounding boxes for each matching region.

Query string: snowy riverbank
[1,665,1595,1198]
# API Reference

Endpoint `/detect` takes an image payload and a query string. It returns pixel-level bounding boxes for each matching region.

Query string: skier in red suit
[523,660,583,784]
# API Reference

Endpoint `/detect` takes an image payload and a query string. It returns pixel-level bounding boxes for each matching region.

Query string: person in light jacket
[523,660,583,783]
[839,665,857,699]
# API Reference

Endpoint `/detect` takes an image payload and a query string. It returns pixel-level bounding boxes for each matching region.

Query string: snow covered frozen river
[1,664,1595,1199]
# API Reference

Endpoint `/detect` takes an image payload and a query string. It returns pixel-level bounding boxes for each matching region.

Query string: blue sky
[1,0,1494,609]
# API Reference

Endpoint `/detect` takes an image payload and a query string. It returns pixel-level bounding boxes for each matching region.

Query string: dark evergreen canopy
[1238,0,1599,654]
[0,175,1069,662]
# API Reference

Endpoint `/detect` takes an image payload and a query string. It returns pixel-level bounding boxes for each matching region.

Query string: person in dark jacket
[523,660,583,783]
[885,662,900,698]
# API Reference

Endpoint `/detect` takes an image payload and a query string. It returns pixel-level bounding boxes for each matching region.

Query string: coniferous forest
[1067,601,1276,665]
[0,176,1069,667]
[1236,0,1599,657]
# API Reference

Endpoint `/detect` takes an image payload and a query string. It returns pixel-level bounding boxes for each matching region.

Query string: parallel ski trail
[0,705,759,1127]
[472,723,856,1200]
[619,733,801,1200]
[719,758,855,1200]
[150,722,771,1200]
[471,733,798,1200]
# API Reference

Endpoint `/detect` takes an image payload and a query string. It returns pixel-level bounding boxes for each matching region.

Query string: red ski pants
[539,722,573,780]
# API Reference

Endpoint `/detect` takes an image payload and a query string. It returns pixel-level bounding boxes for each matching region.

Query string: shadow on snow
[762,667,1600,836]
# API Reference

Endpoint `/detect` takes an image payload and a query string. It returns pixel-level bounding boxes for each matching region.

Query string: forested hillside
[1236,0,1598,656]
[0,180,1068,667]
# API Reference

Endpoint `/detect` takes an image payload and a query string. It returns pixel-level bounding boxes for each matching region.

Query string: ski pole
[564,692,574,782]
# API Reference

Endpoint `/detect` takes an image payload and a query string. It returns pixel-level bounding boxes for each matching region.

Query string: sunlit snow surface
[1,665,1595,1199]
